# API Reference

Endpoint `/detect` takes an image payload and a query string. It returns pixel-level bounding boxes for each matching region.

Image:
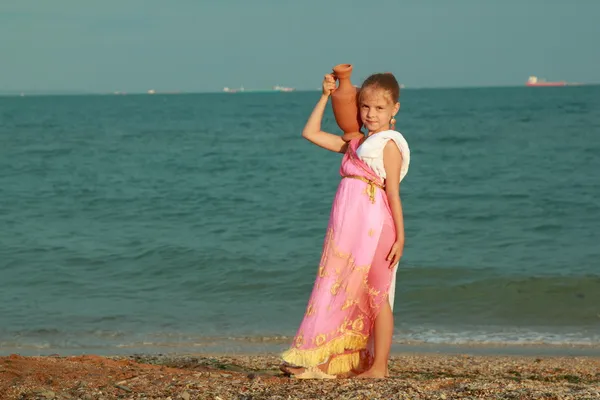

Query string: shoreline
[4,340,600,358]
[2,351,599,399]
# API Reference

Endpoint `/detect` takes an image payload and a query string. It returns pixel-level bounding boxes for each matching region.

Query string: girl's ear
[394,102,400,114]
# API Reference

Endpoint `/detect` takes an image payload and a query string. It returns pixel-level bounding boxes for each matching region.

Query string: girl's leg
[357,221,397,379]
[357,299,393,378]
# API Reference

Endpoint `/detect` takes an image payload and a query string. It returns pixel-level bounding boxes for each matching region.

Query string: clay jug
[331,63,363,141]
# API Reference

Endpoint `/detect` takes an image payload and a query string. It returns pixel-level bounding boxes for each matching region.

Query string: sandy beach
[1,352,599,399]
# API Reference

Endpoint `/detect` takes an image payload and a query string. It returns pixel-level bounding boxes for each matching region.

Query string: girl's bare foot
[294,367,337,380]
[279,363,305,376]
[355,366,388,379]
[286,366,306,375]
[280,363,338,379]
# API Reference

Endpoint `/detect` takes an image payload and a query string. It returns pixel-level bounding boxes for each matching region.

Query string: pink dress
[281,131,410,376]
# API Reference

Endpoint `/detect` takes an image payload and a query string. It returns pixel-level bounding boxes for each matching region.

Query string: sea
[1,86,599,357]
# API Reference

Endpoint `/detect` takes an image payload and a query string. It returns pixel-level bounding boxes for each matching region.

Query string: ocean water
[1,86,599,356]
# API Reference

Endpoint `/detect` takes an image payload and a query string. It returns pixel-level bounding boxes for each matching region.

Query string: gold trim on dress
[330,281,342,295]
[320,227,371,274]
[281,332,368,375]
[328,351,361,375]
[341,298,358,311]
[315,334,327,346]
[341,174,385,204]
[295,334,304,348]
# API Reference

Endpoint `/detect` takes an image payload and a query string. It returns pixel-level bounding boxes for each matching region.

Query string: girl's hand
[322,74,336,96]
[386,241,403,267]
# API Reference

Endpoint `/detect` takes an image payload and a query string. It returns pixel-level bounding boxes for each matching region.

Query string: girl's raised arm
[301,74,348,154]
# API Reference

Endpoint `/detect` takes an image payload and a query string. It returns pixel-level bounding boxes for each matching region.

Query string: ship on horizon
[223,85,295,93]
[223,85,245,93]
[526,76,567,87]
[272,85,295,92]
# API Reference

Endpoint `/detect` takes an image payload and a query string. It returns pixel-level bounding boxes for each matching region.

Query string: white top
[356,130,410,183]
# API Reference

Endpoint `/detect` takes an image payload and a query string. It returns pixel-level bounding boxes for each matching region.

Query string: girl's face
[359,86,400,134]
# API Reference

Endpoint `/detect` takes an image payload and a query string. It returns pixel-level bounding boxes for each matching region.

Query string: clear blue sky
[1,1,599,93]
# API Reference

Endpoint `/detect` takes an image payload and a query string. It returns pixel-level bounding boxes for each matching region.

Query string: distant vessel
[223,86,244,93]
[223,85,295,93]
[273,85,295,92]
[526,76,567,87]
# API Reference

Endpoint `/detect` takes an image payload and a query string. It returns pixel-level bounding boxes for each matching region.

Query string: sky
[1,1,599,93]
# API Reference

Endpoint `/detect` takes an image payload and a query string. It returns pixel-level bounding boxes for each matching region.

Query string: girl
[280,71,410,379]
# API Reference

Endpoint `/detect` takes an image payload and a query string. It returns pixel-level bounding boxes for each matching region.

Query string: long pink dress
[281,134,408,376]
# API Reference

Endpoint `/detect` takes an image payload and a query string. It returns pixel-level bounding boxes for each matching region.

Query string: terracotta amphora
[331,64,363,141]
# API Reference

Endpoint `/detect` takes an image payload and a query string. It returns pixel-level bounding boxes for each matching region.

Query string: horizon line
[1,83,598,97]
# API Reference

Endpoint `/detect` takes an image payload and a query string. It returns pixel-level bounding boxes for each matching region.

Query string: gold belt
[342,175,385,204]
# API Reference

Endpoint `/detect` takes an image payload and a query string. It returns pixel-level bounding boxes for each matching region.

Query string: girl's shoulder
[369,130,410,152]
[379,129,408,143]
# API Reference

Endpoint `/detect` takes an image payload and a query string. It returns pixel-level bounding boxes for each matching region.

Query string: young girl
[280,71,410,379]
